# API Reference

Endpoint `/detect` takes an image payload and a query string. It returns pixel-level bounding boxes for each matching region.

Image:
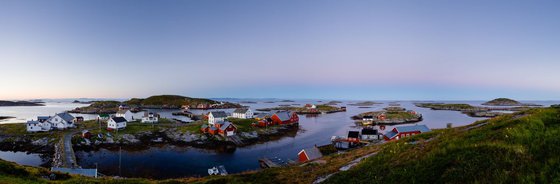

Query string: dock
[51,167,98,178]
[226,135,244,146]
[259,157,291,168]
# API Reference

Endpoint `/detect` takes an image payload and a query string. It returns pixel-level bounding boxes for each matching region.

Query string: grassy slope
[2,107,560,183]
[326,107,560,183]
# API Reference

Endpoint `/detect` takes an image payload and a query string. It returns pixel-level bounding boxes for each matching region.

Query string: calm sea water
[1,99,558,178]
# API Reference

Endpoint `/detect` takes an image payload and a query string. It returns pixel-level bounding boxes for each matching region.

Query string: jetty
[259,157,291,168]
[52,130,99,178]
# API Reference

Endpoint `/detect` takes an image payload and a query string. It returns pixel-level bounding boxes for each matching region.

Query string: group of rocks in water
[415,98,541,118]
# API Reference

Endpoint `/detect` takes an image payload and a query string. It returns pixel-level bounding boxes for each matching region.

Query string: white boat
[208,165,228,176]
[208,167,218,175]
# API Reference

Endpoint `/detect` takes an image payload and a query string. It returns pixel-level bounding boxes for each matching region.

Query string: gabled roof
[394,125,431,133]
[27,120,40,124]
[98,114,109,118]
[233,108,250,113]
[209,111,227,118]
[219,122,236,131]
[348,131,360,138]
[384,131,398,139]
[55,113,75,122]
[275,111,292,121]
[299,147,323,161]
[255,113,271,118]
[37,116,50,120]
[361,128,378,135]
[111,117,127,123]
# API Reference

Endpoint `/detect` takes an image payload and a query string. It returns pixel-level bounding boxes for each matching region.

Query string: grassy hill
[125,95,217,108]
[70,95,241,113]
[2,106,560,183]
[483,98,522,106]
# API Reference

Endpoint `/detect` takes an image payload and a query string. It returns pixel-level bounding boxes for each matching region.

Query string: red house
[201,122,237,136]
[384,125,431,141]
[216,122,237,136]
[298,147,323,162]
[270,111,299,125]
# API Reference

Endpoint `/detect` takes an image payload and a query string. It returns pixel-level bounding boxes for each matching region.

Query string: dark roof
[111,117,127,123]
[385,131,398,139]
[233,108,249,113]
[348,131,360,138]
[37,116,50,120]
[395,125,431,133]
[275,111,292,121]
[55,112,75,122]
[219,122,236,131]
[361,128,378,135]
[210,111,227,118]
[27,120,39,124]
[363,115,374,119]
[300,147,323,160]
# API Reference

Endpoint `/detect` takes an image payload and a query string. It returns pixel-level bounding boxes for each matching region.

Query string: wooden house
[298,146,323,162]
[270,111,299,125]
[384,125,430,141]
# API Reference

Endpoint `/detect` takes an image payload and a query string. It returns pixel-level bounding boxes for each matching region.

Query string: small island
[348,101,382,106]
[415,102,537,118]
[256,104,346,114]
[482,98,541,106]
[0,116,14,120]
[352,107,422,125]
[0,100,45,106]
[69,95,242,114]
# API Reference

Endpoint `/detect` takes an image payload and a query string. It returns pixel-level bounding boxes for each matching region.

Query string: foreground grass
[325,107,560,183]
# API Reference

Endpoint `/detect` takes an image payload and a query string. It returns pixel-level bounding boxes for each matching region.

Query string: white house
[107,117,127,130]
[208,111,227,125]
[26,121,45,132]
[361,128,381,140]
[116,110,140,122]
[47,112,75,129]
[141,112,158,123]
[232,108,253,119]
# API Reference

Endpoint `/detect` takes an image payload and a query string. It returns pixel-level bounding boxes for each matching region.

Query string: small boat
[208,165,228,176]
[208,167,218,175]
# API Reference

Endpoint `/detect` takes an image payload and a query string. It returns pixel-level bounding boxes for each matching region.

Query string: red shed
[383,125,431,141]
[298,147,323,162]
[271,111,299,125]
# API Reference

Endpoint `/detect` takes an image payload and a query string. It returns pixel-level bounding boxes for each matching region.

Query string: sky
[1,0,559,100]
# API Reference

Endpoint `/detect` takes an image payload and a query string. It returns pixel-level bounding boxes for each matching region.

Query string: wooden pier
[259,157,291,168]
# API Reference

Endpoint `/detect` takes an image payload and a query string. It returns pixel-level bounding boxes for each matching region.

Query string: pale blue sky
[1,0,559,100]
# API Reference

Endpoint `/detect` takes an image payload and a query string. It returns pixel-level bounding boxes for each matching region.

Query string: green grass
[226,118,258,132]
[325,108,560,183]
[176,121,205,134]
